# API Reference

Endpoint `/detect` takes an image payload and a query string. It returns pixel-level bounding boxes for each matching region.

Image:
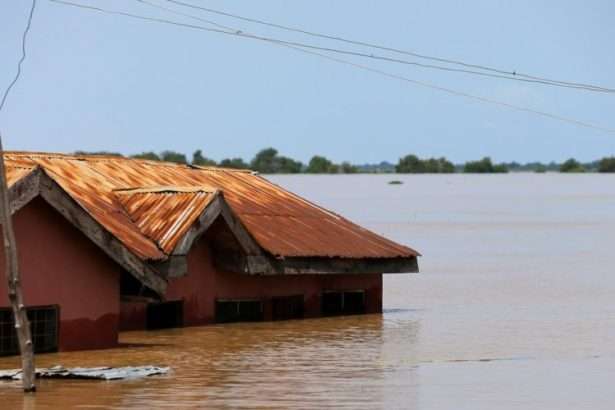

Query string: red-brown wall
[121,234,383,329]
[0,198,120,351]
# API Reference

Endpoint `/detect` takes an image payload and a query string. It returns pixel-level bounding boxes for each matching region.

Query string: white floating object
[0,365,169,381]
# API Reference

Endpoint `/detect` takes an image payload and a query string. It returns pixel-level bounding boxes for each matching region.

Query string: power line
[52,0,614,94]
[48,0,615,135]
[163,0,615,94]
[137,0,235,32]
[132,1,613,94]
[131,1,615,134]
[0,0,38,114]
[132,0,614,94]
[290,47,615,135]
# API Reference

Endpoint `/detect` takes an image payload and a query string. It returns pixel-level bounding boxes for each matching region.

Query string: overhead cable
[163,0,615,94]
[133,0,613,93]
[48,0,615,134]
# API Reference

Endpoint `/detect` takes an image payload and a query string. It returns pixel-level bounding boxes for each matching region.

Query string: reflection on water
[0,314,419,409]
[2,174,615,409]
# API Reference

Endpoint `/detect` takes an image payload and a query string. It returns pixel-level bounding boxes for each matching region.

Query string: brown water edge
[0,313,419,409]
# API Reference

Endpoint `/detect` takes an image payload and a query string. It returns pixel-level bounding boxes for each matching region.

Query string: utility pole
[0,0,38,391]
[0,136,35,392]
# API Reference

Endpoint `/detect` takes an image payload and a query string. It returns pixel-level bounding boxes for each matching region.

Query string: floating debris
[388,180,404,185]
[421,356,535,365]
[0,365,169,381]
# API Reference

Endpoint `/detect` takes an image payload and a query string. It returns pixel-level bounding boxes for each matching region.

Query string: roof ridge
[3,151,254,173]
[189,164,255,174]
[113,186,220,195]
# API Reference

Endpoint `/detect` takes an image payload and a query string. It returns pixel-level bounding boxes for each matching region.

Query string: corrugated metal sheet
[6,165,34,187]
[3,152,419,260]
[115,188,217,254]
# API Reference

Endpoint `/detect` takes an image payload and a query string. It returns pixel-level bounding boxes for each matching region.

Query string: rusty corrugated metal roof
[4,152,419,261]
[6,165,35,187]
[115,188,217,254]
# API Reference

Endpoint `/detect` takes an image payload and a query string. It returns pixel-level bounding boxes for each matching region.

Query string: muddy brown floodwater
[1,174,615,409]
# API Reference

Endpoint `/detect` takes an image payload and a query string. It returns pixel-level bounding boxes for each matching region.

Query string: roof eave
[7,166,41,215]
[215,252,419,275]
[163,192,420,277]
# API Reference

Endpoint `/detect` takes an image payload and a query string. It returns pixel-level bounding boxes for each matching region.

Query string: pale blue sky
[1,0,614,163]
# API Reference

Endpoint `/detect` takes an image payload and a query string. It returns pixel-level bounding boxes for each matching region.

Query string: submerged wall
[0,198,120,352]
[120,234,383,329]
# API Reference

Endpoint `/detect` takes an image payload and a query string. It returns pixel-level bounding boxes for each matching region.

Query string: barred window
[0,306,59,356]
[321,290,366,316]
[272,295,304,321]
[215,299,263,323]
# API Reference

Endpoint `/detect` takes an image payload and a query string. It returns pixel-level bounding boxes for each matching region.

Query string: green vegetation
[250,148,303,174]
[340,162,358,174]
[396,155,455,173]
[131,151,160,161]
[598,157,615,173]
[160,150,188,164]
[305,156,358,174]
[192,149,216,166]
[504,161,558,172]
[72,149,615,175]
[560,158,585,173]
[463,157,508,173]
[219,157,250,169]
[306,156,338,173]
[388,180,403,185]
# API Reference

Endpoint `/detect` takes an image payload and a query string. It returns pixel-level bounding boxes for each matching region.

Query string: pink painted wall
[154,235,383,327]
[119,300,148,331]
[0,198,120,351]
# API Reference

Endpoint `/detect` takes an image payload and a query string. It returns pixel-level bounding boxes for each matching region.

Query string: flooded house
[0,152,419,355]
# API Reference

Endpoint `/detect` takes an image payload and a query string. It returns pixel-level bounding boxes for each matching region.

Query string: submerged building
[0,152,419,355]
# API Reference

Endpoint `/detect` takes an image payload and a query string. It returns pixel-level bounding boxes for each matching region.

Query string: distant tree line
[558,157,615,173]
[72,149,615,174]
[462,157,508,173]
[395,155,455,173]
[598,157,615,172]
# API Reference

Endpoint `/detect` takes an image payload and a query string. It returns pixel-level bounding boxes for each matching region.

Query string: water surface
[1,174,614,409]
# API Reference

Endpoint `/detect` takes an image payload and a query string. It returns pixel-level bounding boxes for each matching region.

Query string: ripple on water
[0,313,421,409]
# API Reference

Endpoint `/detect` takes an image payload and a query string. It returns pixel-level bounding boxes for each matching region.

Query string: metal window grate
[215,299,264,323]
[321,290,366,316]
[0,309,17,355]
[0,306,59,356]
[272,295,305,321]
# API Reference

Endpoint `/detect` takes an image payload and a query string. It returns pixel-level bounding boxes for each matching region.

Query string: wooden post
[0,136,35,392]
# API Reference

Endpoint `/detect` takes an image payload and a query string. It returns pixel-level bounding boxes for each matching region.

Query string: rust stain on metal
[116,190,217,254]
[4,152,419,261]
[6,166,35,187]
